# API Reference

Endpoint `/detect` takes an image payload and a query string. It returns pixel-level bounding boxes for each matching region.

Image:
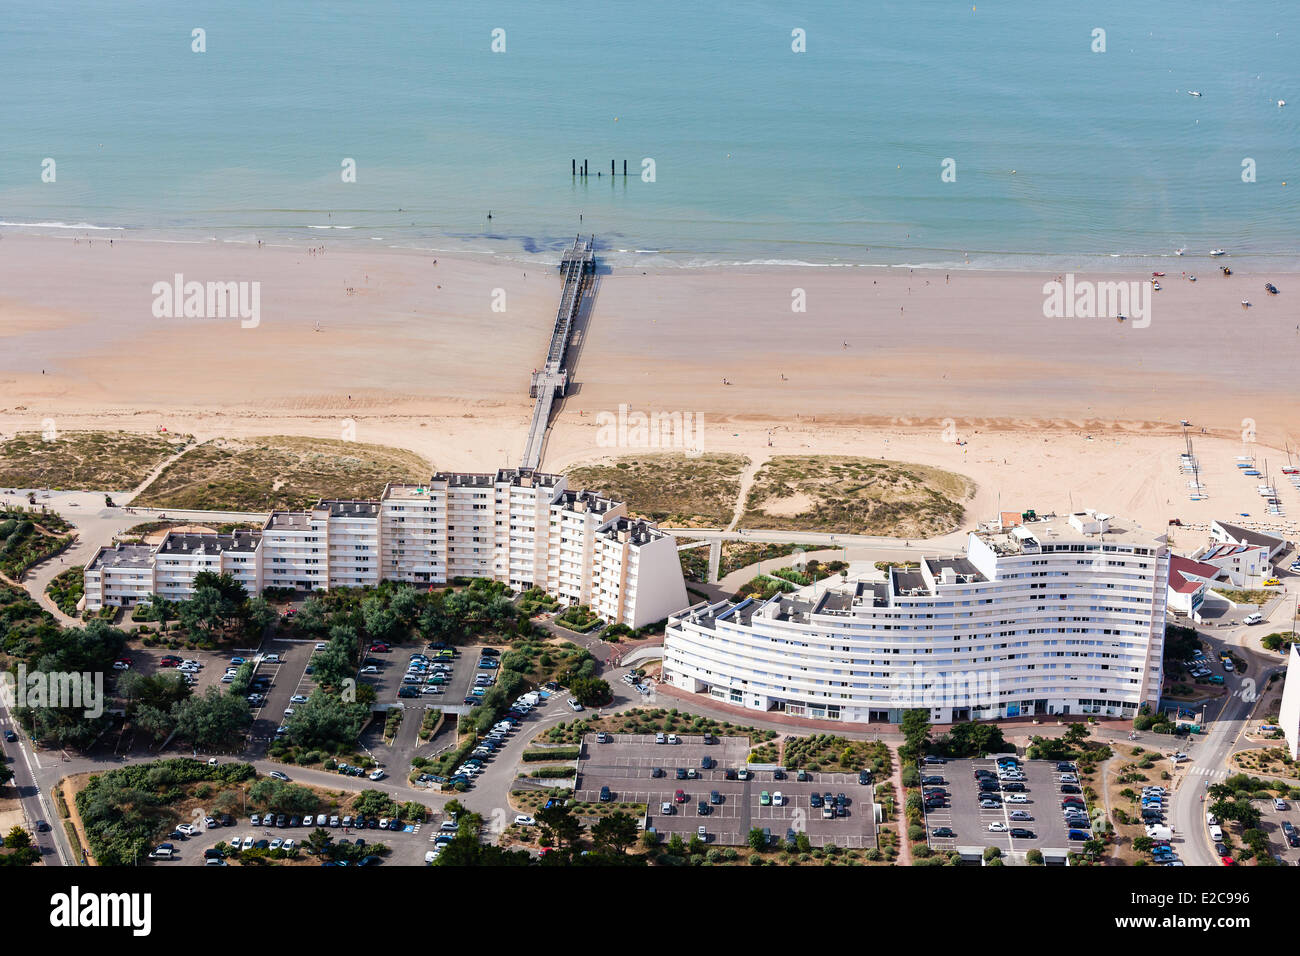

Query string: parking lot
[575,734,876,849]
[357,644,485,715]
[245,639,316,745]
[923,756,1093,858]
[1252,797,1300,866]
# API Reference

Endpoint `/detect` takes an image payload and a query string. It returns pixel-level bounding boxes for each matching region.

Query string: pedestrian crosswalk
[1186,766,1228,780]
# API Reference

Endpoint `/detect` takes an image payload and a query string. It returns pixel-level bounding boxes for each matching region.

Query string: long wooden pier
[520,235,596,470]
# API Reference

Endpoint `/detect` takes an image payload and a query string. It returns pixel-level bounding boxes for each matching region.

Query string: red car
[369,643,390,653]
[674,789,687,803]
[1220,856,1235,866]
[158,660,177,668]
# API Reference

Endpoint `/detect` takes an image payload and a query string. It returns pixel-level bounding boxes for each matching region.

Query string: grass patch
[739,455,974,537]
[0,430,187,490]
[1211,589,1274,606]
[133,435,431,512]
[565,453,748,526]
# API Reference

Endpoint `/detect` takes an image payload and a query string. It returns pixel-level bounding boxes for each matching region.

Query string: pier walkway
[520,235,596,469]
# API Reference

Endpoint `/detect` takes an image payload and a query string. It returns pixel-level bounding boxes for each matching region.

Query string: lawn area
[133,435,432,512]
[777,735,893,774]
[739,455,974,537]
[564,453,748,527]
[0,430,188,490]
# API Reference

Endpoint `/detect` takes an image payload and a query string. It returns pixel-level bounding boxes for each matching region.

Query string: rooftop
[158,531,261,555]
[316,499,379,518]
[266,511,315,531]
[88,543,155,571]
[974,511,1163,556]
[1213,520,1285,549]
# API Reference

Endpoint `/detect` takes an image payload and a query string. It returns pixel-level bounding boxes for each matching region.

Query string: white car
[283,707,294,716]
[988,822,1008,832]
[514,815,536,826]
[269,770,290,781]
[360,665,379,674]
[425,850,438,864]
[290,695,309,704]
[771,791,784,807]
[112,661,130,670]
[269,838,283,851]
[263,654,281,664]
[175,823,197,836]
[315,643,327,651]
[1005,794,1029,804]
[369,769,385,781]
[281,839,295,851]
[1244,613,1263,625]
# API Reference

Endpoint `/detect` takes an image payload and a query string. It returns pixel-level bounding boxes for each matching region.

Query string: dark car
[724,768,738,781]
[697,801,711,815]
[931,826,954,837]
[1214,842,1229,857]
[922,756,947,765]
[796,770,810,782]
[810,793,823,808]
[387,819,400,831]
[254,840,270,850]
[651,767,666,778]
[675,768,688,780]
[35,820,51,833]
[3,730,17,743]
[1056,762,1075,772]
[289,815,301,827]
[1010,828,1035,839]
[1067,829,1089,841]
[368,818,380,829]
[599,786,612,802]
[220,814,235,827]
[203,848,225,860]
[921,776,945,786]
[1060,784,1082,794]
[979,780,1000,791]
[772,769,786,780]
[1002,782,1026,793]
[710,790,723,805]
[276,814,288,828]
[859,770,873,786]
[974,769,995,779]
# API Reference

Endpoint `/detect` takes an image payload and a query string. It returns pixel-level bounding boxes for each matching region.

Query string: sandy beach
[3,233,1300,535]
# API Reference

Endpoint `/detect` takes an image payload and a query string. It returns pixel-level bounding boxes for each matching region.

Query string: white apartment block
[83,468,688,630]
[1280,643,1300,761]
[155,530,262,600]
[84,543,157,610]
[663,511,1169,725]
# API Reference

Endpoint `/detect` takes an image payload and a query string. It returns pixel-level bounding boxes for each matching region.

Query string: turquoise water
[1,1,1296,269]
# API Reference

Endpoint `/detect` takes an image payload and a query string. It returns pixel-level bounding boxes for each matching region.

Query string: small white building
[1209,520,1287,562]
[1280,643,1300,760]
[1167,555,1215,617]
[1194,542,1272,589]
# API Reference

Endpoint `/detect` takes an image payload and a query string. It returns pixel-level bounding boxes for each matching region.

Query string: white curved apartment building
[663,512,1169,724]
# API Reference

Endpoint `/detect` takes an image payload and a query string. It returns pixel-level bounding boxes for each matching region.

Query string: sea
[1,1,1296,271]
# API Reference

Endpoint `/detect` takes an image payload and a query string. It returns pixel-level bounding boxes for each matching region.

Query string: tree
[1062,722,1090,747]
[590,810,639,855]
[536,802,583,850]
[747,827,767,852]
[284,691,368,750]
[172,687,252,748]
[305,827,333,856]
[899,709,932,762]
[568,676,611,707]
